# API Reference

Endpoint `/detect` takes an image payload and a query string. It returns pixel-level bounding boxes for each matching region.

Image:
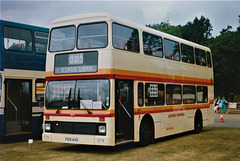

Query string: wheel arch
[139,114,155,146]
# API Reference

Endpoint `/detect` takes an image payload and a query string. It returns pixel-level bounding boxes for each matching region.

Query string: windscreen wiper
[80,100,92,114]
[56,88,72,113]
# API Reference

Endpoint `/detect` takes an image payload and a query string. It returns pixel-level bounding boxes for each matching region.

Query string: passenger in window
[124,43,128,50]
[131,42,135,52]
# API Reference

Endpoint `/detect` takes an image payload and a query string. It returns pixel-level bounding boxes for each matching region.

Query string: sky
[1,0,240,37]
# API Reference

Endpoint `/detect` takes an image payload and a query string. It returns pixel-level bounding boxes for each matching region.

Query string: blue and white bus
[0,20,48,141]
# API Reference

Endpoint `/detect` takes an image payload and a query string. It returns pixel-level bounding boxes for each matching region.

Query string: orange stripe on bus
[46,68,213,85]
[44,102,212,118]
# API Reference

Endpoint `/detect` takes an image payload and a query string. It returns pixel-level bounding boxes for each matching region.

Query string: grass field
[0,127,240,161]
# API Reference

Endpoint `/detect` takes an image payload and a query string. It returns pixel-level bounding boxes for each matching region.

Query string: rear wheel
[194,112,202,133]
[139,119,153,146]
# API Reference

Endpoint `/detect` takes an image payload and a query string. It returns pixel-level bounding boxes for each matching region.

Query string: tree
[146,21,182,38]
[181,16,212,45]
[209,27,240,97]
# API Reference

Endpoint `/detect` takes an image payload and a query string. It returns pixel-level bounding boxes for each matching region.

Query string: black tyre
[139,119,153,146]
[194,112,202,133]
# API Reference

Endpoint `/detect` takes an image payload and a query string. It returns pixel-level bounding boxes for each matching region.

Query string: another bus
[0,20,48,141]
[43,13,214,146]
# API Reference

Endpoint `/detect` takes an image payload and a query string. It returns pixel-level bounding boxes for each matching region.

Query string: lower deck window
[166,84,182,105]
[183,85,196,104]
[197,86,208,103]
[145,83,164,106]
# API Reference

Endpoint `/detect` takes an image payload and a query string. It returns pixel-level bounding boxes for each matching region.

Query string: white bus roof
[51,12,210,51]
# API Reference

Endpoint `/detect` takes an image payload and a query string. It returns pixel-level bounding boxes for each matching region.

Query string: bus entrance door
[5,79,32,135]
[115,80,134,143]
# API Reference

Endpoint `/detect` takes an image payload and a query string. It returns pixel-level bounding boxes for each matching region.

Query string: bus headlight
[45,123,52,132]
[98,125,106,134]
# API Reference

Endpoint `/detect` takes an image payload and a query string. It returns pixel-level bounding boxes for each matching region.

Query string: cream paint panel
[43,116,115,146]
[1,69,45,107]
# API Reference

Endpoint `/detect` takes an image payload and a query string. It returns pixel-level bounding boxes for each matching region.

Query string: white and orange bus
[42,13,214,146]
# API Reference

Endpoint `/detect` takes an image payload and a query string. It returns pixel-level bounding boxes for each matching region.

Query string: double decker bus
[0,20,48,141]
[43,13,214,146]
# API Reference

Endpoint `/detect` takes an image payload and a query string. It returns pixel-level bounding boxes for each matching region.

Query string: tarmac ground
[208,113,240,128]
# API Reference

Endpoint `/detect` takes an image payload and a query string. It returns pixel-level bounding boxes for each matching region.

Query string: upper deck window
[4,26,32,52]
[164,39,180,61]
[35,31,48,54]
[181,44,194,64]
[195,48,206,66]
[143,32,163,58]
[77,22,108,49]
[206,51,212,68]
[49,26,75,52]
[113,23,139,53]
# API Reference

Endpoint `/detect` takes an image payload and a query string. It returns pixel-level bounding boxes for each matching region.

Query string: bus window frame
[112,22,140,53]
[197,86,208,103]
[35,79,45,102]
[77,21,108,50]
[166,84,182,105]
[48,25,76,52]
[143,31,163,58]
[206,51,212,68]
[195,48,206,66]
[163,38,180,61]
[183,85,196,104]
[34,31,49,54]
[181,43,194,64]
[145,83,165,106]
[138,82,144,107]
[45,79,110,110]
[3,25,33,53]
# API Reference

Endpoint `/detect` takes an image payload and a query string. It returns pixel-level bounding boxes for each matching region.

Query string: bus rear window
[4,26,32,52]
[49,26,75,52]
[77,22,108,49]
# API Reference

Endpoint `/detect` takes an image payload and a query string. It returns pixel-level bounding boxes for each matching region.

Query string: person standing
[221,97,228,114]
[214,96,221,114]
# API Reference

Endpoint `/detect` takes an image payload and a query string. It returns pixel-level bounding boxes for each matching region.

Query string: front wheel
[139,119,153,146]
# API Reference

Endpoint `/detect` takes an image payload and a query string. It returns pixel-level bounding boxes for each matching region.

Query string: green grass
[0,127,240,161]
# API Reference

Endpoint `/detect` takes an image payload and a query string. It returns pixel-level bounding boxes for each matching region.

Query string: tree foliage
[146,21,182,38]
[209,27,240,97]
[181,16,212,45]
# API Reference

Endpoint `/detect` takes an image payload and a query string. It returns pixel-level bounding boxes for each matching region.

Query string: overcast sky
[1,0,240,36]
